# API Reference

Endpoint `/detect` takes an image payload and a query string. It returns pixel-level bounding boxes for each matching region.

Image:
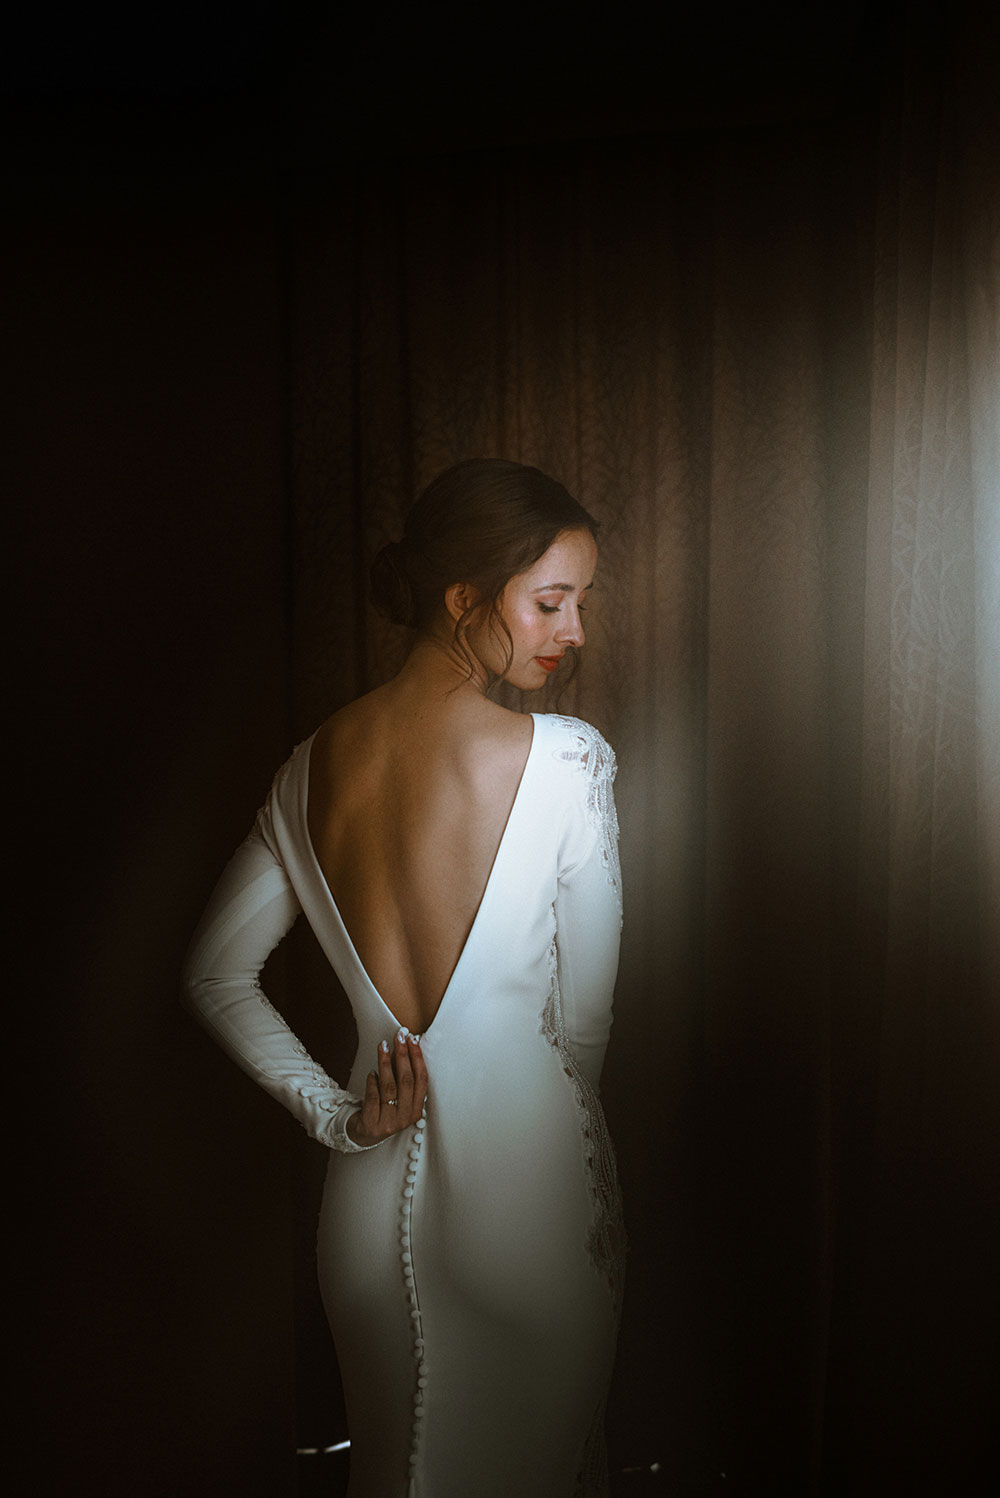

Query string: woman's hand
[345,1031,429,1147]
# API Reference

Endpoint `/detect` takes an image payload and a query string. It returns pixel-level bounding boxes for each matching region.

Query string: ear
[443,581,482,624]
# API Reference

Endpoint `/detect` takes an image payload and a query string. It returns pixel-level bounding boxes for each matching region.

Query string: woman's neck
[394,630,491,703]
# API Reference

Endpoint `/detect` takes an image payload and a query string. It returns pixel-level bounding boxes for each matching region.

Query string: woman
[182,459,624,1497]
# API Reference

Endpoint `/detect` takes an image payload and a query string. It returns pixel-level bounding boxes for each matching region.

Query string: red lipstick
[535,655,563,673]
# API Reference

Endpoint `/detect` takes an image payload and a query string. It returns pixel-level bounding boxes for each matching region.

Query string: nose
[555,607,585,648]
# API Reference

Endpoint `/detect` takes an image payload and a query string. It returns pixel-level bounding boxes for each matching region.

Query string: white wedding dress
[182,711,624,1498]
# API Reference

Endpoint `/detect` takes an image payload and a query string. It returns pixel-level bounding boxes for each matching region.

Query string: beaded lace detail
[545,717,624,1496]
[541,937,626,1315]
[549,716,623,926]
[542,932,623,1497]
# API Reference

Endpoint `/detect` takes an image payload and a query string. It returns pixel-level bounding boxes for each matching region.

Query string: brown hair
[370,459,598,678]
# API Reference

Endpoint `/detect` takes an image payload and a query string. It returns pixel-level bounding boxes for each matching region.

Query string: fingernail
[396,1029,408,1044]
[380,1040,390,1053]
[409,1034,421,1046]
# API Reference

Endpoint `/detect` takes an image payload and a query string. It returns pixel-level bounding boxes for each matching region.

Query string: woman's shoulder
[535,715,621,890]
[296,699,617,792]
[471,705,617,786]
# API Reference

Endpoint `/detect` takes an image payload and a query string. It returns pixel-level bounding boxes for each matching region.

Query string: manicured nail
[408,1034,421,1047]
[380,1040,390,1053]
[396,1029,408,1044]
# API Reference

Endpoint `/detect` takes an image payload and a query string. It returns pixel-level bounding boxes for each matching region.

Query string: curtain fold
[824,11,999,1490]
[283,7,997,1489]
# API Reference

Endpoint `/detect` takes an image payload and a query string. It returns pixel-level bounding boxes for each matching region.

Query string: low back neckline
[299,712,540,1038]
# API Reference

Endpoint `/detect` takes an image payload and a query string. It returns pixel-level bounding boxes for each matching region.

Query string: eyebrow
[532,580,595,593]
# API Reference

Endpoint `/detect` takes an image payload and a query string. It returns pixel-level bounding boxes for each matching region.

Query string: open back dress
[182,711,624,1498]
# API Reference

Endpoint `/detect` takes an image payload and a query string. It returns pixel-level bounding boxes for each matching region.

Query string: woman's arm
[552,723,623,1092]
[181,823,377,1151]
[553,839,622,1093]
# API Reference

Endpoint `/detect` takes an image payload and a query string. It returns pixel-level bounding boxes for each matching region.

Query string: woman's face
[469,527,599,690]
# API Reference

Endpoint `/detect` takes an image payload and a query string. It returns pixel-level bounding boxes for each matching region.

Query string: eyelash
[538,603,588,614]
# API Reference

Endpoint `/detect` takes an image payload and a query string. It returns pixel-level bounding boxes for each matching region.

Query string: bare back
[306,686,534,1035]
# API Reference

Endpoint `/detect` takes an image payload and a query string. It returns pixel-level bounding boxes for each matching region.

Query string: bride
[183,458,625,1497]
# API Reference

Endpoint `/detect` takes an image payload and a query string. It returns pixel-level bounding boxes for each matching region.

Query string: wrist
[328,1100,378,1153]
[345,1109,371,1147]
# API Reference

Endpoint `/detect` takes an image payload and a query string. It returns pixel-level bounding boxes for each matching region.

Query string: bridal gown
[182,711,624,1498]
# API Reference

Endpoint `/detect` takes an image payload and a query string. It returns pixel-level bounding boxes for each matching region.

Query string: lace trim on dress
[549,716,623,926]
[540,937,626,1314]
[540,937,623,1496]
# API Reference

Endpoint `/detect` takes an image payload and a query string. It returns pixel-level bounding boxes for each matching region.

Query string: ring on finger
[384,1097,399,1107]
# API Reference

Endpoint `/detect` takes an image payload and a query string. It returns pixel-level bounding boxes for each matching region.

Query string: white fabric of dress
[182,711,624,1498]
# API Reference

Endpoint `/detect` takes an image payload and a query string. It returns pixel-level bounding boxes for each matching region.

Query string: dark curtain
[17,3,997,1495]
[283,7,998,1493]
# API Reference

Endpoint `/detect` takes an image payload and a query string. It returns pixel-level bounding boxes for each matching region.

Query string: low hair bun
[369,539,416,627]
[368,460,597,650]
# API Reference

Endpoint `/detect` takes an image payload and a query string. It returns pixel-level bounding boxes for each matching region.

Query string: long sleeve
[181,820,375,1153]
[552,721,623,1093]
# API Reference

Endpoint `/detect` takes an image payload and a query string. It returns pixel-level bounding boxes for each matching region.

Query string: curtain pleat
[283,9,998,1489]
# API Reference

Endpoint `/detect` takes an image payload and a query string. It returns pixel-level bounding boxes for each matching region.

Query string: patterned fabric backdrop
[280,13,998,1494]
